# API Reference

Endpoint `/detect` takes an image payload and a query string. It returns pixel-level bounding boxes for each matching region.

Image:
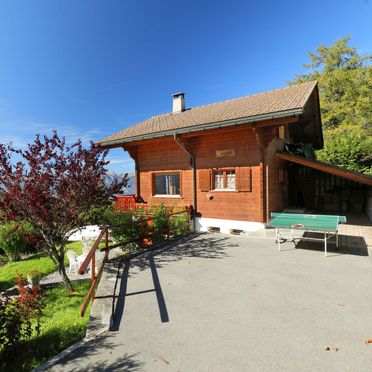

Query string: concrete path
[338,212,372,249]
[39,247,124,288]
[45,232,372,372]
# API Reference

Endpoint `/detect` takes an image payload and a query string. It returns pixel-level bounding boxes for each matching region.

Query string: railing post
[91,251,95,282]
[105,227,109,250]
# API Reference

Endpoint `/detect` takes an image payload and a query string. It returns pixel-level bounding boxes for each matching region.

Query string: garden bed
[1,280,91,372]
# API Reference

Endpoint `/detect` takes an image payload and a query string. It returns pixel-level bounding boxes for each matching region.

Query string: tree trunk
[58,257,74,294]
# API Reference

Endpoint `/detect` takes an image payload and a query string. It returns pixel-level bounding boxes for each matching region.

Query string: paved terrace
[46,224,372,371]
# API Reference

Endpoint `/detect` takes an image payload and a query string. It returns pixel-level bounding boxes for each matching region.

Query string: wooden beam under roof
[276,152,372,186]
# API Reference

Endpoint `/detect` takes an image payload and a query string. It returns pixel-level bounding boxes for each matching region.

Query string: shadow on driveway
[295,232,368,256]
[110,233,234,331]
[48,334,143,372]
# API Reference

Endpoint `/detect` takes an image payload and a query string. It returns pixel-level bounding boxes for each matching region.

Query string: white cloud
[105,151,134,173]
[0,99,134,173]
[72,96,88,104]
[0,118,106,147]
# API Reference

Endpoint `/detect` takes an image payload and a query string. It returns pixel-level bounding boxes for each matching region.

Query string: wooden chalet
[97,82,372,233]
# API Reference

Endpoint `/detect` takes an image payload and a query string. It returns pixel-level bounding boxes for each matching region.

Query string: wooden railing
[78,228,109,316]
[115,195,151,212]
[78,207,193,317]
[115,195,136,211]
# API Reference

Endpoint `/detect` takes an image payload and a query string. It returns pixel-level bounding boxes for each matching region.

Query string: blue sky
[0,0,371,174]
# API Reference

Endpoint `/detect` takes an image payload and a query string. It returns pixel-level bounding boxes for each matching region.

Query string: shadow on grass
[1,325,88,372]
[41,278,91,292]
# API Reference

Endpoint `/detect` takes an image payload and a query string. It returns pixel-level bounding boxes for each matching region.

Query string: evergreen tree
[292,36,372,174]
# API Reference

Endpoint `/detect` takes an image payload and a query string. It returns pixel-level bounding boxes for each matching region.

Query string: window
[154,173,180,196]
[199,167,251,192]
[214,171,224,189]
[226,170,236,189]
[213,169,236,190]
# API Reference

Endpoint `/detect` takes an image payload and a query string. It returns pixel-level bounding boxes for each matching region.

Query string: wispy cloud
[107,158,132,165]
[0,98,11,115]
[0,98,132,173]
[72,96,88,104]
[106,153,134,173]
[0,135,29,148]
[0,118,106,148]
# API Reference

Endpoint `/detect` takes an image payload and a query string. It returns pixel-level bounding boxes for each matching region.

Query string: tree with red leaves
[0,132,126,292]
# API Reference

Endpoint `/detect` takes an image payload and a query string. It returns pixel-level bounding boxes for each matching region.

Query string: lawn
[0,241,83,292]
[2,280,92,372]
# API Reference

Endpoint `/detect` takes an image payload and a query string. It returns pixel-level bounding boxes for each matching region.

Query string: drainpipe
[253,125,267,223]
[173,134,196,231]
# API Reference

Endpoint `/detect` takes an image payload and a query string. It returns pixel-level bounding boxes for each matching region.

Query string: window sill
[211,189,238,192]
[152,195,182,198]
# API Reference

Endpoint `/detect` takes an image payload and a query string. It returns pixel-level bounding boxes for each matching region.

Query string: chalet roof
[98,81,318,147]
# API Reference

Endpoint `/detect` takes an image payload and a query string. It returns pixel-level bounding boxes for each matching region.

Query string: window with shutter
[199,169,211,191]
[212,169,236,190]
[236,167,252,192]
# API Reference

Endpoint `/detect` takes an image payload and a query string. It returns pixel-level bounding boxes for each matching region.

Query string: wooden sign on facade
[216,149,235,158]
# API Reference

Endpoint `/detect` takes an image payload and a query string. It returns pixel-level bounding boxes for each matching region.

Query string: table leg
[276,228,281,251]
[324,232,327,257]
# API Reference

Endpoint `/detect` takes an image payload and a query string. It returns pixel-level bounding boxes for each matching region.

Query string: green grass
[2,280,91,372]
[0,241,83,292]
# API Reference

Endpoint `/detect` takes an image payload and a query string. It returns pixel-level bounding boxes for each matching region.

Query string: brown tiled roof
[98,81,318,145]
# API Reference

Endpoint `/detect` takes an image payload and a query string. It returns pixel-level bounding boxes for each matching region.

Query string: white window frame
[153,172,181,197]
[212,169,236,191]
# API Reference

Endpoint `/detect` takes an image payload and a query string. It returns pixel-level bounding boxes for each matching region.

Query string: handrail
[78,228,105,275]
[79,227,108,316]
[78,207,192,317]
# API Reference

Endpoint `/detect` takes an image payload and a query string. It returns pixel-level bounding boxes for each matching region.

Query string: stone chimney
[172,92,185,113]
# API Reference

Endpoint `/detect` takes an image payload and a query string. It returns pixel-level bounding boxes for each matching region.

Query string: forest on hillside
[291,36,371,175]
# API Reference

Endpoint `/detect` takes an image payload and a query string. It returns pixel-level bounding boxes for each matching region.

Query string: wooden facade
[122,123,292,223]
[99,82,328,227]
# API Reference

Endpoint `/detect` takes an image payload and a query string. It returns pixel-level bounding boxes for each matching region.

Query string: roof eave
[96,108,304,149]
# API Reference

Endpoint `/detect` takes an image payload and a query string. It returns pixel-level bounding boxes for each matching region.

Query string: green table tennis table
[266,213,347,257]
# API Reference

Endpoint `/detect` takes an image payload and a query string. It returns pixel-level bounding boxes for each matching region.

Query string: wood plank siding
[98,83,326,224]
[124,124,287,222]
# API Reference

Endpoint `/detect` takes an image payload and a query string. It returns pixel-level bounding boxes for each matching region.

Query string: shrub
[152,204,171,242]
[0,222,29,262]
[110,208,152,250]
[83,203,117,226]
[0,275,44,367]
[108,206,190,252]
[171,212,190,236]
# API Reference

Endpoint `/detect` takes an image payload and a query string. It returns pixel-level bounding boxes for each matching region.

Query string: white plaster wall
[195,217,264,234]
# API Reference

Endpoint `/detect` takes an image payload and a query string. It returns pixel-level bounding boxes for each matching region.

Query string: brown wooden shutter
[151,173,156,196]
[199,169,211,191]
[236,167,252,192]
